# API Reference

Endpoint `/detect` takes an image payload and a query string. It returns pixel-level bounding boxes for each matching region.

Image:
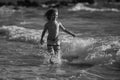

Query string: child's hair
[44,8,58,21]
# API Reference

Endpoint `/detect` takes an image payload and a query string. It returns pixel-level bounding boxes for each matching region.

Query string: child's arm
[59,22,76,37]
[40,24,48,45]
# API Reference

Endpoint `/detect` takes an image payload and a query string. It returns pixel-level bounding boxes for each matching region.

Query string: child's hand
[40,39,44,45]
[72,34,76,37]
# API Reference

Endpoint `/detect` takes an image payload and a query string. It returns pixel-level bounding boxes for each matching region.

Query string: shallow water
[0,6,120,80]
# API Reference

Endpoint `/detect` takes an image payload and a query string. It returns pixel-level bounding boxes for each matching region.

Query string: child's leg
[47,45,54,63]
[47,45,54,55]
[53,45,60,56]
[53,45,61,63]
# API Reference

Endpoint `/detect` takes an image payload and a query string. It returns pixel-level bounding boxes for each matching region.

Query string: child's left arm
[59,22,76,37]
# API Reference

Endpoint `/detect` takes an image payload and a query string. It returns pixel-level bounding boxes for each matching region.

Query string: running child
[40,8,76,63]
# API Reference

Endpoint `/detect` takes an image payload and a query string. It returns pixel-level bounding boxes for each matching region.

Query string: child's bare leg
[53,45,61,63]
[47,45,54,63]
[53,45,60,54]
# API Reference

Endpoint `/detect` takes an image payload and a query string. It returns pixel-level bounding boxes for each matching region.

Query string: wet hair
[44,8,58,21]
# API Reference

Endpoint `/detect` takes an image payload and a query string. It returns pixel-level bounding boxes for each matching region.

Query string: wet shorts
[47,39,60,53]
[47,45,60,54]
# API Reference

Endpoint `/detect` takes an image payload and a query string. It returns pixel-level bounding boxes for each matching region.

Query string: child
[40,8,76,63]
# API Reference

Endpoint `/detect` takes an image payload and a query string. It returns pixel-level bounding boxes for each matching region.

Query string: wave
[0,25,42,43]
[68,3,119,12]
[0,25,120,65]
[61,37,96,61]
[0,6,15,17]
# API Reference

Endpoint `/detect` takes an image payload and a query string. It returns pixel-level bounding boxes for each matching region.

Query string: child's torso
[47,21,60,41]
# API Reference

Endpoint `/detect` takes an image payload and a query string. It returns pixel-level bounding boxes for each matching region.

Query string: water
[68,3,119,12]
[0,6,120,80]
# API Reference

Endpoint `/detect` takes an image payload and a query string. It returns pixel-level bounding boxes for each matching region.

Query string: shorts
[47,45,60,54]
[47,39,60,54]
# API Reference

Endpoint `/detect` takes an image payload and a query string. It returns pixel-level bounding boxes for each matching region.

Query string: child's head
[44,8,58,21]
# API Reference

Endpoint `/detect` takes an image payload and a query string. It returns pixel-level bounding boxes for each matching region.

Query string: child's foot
[49,55,62,64]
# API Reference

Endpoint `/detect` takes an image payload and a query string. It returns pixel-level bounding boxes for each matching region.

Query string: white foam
[61,37,96,61]
[0,6,15,17]
[68,3,119,12]
[85,40,120,64]
[0,25,43,43]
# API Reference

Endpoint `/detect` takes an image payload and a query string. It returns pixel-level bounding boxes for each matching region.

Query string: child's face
[51,12,58,20]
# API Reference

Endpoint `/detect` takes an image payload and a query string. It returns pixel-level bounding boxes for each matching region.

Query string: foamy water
[0,6,15,17]
[0,25,42,43]
[68,3,119,12]
[0,25,120,65]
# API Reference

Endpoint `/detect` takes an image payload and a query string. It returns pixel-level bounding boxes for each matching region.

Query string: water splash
[61,35,120,64]
[61,37,96,61]
[0,25,120,65]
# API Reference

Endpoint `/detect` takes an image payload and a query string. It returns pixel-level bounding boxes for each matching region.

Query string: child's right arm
[40,24,48,45]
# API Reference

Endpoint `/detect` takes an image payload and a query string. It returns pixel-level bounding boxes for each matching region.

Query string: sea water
[1,25,120,80]
[1,26,120,64]
[0,5,120,80]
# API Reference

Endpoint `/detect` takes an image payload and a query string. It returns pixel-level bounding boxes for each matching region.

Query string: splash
[61,36,96,61]
[68,3,119,12]
[0,25,120,64]
[85,40,120,64]
[61,35,120,64]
